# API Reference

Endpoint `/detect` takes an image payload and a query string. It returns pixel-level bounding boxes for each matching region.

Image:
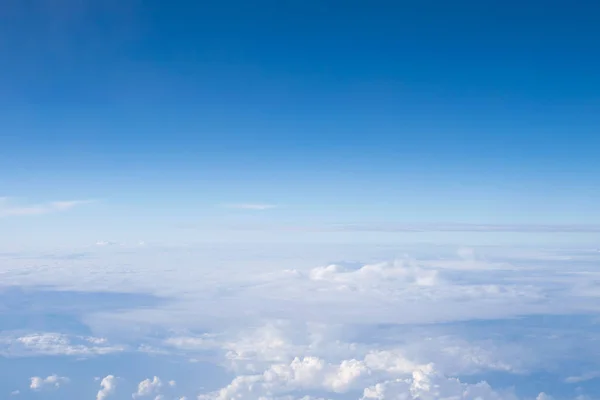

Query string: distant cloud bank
[326,223,600,233]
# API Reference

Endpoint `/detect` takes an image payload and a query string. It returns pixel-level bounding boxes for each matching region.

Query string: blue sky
[1,0,599,247]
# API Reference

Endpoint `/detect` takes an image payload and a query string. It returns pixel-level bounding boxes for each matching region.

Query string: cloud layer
[2,244,600,399]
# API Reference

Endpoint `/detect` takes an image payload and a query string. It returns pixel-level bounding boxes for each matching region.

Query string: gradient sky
[1,0,599,248]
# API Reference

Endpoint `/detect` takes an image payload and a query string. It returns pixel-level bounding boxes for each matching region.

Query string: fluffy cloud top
[30,374,69,391]
[133,376,163,398]
[97,375,117,400]
[199,359,532,400]
[361,364,519,400]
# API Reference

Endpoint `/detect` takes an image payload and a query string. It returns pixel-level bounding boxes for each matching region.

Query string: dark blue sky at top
[0,0,599,227]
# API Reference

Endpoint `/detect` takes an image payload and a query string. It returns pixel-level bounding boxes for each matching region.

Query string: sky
[2,2,600,399]
[1,0,600,248]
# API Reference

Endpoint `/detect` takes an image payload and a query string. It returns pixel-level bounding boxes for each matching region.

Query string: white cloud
[1,246,587,329]
[318,223,600,233]
[0,198,92,217]
[96,240,120,246]
[195,324,541,400]
[97,375,118,400]
[565,370,600,383]
[536,394,555,400]
[10,390,20,396]
[5,245,600,400]
[133,376,163,398]
[199,359,533,400]
[222,203,277,210]
[29,374,69,391]
[307,260,439,287]
[192,321,533,400]
[0,332,124,357]
[360,365,521,400]
[457,246,477,260]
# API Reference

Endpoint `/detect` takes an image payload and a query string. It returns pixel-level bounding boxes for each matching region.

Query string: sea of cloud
[1,242,600,399]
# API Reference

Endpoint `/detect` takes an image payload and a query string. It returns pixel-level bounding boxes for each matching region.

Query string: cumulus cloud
[198,357,336,399]
[0,197,92,217]
[177,320,531,378]
[535,394,555,400]
[133,376,163,398]
[308,260,439,287]
[29,374,69,391]
[360,364,521,400]
[188,318,539,399]
[199,359,533,400]
[97,375,118,400]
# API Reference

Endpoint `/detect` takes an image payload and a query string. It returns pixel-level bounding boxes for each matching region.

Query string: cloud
[0,197,92,217]
[307,260,439,287]
[0,332,124,357]
[97,375,118,400]
[242,222,600,233]
[96,240,120,246]
[536,394,555,400]
[565,370,600,383]
[199,359,532,400]
[30,374,69,391]
[133,376,163,398]
[360,364,522,400]
[167,318,536,400]
[221,203,277,210]
[5,245,600,399]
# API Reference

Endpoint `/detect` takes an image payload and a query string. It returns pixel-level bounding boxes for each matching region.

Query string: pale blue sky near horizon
[1,0,599,248]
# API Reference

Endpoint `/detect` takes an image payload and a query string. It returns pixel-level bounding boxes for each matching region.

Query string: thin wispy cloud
[565,370,600,383]
[206,221,600,233]
[0,198,93,217]
[221,203,277,210]
[227,222,600,233]
[326,223,600,233]
[95,241,120,247]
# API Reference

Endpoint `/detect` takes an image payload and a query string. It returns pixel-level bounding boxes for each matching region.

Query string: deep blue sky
[1,0,599,246]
